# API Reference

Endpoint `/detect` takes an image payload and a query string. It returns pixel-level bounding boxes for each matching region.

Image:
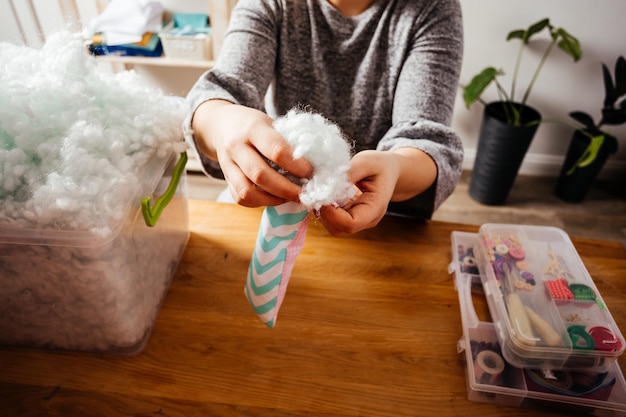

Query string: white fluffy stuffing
[0,32,187,236]
[273,109,355,211]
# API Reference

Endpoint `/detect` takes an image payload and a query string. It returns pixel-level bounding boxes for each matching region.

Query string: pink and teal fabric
[243,109,356,327]
[245,202,311,328]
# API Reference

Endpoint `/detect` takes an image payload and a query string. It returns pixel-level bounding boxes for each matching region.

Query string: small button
[495,244,509,255]
[521,271,535,285]
[508,247,525,260]
[516,261,529,270]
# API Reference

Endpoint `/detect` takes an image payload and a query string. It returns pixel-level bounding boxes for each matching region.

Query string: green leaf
[507,19,550,43]
[506,30,525,41]
[508,104,522,126]
[569,111,596,130]
[523,18,550,42]
[566,135,604,175]
[555,28,581,62]
[602,63,616,107]
[577,135,604,168]
[463,67,499,108]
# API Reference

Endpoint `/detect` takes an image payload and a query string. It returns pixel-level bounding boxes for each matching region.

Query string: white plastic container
[451,231,626,416]
[472,224,625,371]
[0,152,189,354]
[160,20,212,61]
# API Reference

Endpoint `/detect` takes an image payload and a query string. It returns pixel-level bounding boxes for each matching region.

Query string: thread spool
[474,350,505,384]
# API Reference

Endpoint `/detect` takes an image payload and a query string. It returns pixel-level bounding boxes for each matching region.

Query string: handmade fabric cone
[244,202,310,328]
[244,109,356,327]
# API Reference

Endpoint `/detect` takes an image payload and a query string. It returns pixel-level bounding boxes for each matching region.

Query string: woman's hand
[192,100,313,207]
[317,150,397,236]
[317,148,437,236]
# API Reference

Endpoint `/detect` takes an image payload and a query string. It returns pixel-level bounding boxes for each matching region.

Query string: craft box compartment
[472,224,625,371]
[451,231,626,416]
[0,152,189,355]
[452,231,484,292]
[160,15,212,61]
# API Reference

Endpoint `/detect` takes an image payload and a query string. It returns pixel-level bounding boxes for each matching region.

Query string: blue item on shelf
[88,32,163,57]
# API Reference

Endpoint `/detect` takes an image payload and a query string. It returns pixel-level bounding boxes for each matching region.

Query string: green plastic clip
[142,152,188,227]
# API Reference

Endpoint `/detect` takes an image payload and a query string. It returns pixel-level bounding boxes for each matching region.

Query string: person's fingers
[220,139,306,204]
[221,159,287,207]
[227,182,287,207]
[317,205,355,237]
[237,155,304,202]
[249,124,313,179]
[317,204,374,237]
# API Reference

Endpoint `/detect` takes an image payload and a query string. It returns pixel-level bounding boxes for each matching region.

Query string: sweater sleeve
[183,0,281,178]
[379,0,464,218]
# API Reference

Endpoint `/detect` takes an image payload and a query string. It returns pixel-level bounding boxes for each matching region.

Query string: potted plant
[463,18,582,205]
[554,55,625,202]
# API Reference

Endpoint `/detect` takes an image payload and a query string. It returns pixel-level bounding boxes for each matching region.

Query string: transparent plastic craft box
[451,231,626,416]
[472,225,625,371]
[0,152,189,355]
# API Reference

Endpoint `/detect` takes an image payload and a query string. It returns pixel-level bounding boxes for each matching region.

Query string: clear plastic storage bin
[0,152,189,355]
[472,224,624,371]
[451,231,626,416]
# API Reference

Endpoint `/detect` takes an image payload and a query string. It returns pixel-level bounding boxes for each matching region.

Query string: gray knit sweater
[186,0,464,219]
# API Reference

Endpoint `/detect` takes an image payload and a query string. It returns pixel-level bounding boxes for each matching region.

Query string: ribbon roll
[474,350,505,385]
[525,368,574,392]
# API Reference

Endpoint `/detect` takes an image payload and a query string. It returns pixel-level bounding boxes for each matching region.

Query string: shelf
[95,55,215,69]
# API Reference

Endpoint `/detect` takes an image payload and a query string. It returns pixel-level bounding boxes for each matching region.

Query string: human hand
[316,150,399,236]
[316,147,437,236]
[192,100,313,207]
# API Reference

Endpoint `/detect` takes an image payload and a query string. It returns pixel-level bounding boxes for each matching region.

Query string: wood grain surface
[1,200,625,417]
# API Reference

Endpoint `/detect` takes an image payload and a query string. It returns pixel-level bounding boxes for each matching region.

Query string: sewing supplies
[546,278,575,301]
[500,263,538,347]
[474,348,506,384]
[473,224,625,371]
[452,230,626,415]
[524,305,562,347]
[589,326,624,352]
[458,244,479,274]
[524,368,617,400]
[568,325,596,350]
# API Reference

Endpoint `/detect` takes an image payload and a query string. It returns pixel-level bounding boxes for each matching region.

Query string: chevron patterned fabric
[245,201,310,328]
[243,109,355,327]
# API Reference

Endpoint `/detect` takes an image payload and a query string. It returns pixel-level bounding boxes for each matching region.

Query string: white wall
[456,0,626,178]
[2,0,625,179]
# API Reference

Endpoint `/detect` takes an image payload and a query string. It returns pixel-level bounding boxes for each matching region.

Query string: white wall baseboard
[462,149,626,180]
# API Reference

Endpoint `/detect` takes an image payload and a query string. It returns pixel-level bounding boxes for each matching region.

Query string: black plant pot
[469,102,541,205]
[554,130,618,203]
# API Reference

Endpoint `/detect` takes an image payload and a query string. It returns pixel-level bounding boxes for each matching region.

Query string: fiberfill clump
[0,31,187,236]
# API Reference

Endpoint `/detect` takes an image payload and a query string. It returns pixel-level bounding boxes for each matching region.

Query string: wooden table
[1,200,625,416]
